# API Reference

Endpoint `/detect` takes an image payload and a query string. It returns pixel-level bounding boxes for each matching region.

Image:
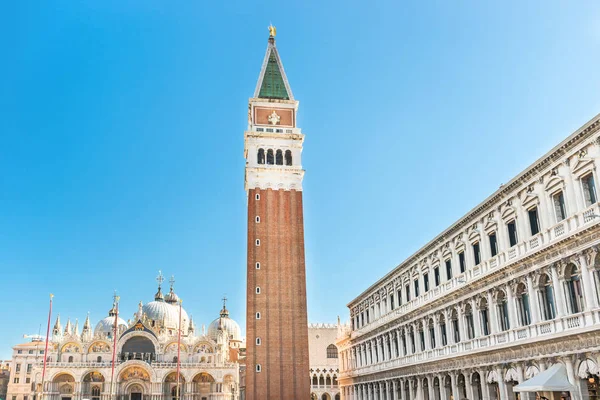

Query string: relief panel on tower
[253,107,295,127]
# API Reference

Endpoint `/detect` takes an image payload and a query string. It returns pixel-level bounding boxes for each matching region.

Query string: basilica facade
[6,276,242,400]
[337,113,600,400]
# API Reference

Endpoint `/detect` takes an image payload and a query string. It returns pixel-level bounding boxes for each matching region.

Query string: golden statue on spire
[268,24,276,37]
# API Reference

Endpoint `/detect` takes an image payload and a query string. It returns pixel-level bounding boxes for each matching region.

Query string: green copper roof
[258,49,290,100]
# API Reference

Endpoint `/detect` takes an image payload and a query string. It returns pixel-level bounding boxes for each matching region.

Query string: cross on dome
[156,270,165,288]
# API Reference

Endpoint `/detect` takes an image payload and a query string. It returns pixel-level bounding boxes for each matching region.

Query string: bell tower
[244,26,310,400]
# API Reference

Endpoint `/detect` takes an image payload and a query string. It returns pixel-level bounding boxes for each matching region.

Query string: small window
[256,337,261,345]
[445,259,453,280]
[473,243,481,265]
[553,191,567,222]
[434,267,440,287]
[423,273,429,292]
[17,350,22,354]
[489,232,498,257]
[582,174,597,207]
[256,239,260,246]
[458,252,466,273]
[255,216,260,223]
[528,207,540,235]
[256,262,260,269]
[256,287,261,294]
[276,149,283,165]
[28,350,33,354]
[414,279,419,297]
[405,284,410,301]
[507,220,518,247]
[14,378,19,383]
[26,378,30,384]
[256,364,262,372]
[256,312,261,319]
[97,356,102,362]
[255,193,260,200]
[285,150,292,166]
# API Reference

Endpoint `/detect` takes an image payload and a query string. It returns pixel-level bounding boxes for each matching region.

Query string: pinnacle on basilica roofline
[254,25,294,101]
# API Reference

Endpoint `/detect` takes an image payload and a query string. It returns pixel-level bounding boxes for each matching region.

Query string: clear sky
[1,1,600,359]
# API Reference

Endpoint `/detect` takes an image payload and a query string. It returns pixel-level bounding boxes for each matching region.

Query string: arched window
[68,356,73,363]
[285,150,292,166]
[266,149,274,165]
[497,291,510,331]
[539,274,556,320]
[257,148,265,164]
[515,283,531,326]
[325,376,331,386]
[275,149,283,165]
[312,375,318,386]
[479,298,490,336]
[326,344,338,359]
[418,322,425,352]
[565,264,584,314]
[319,375,325,386]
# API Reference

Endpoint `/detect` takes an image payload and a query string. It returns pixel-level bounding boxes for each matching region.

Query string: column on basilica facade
[486,291,498,334]
[506,284,518,330]
[471,298,482,338]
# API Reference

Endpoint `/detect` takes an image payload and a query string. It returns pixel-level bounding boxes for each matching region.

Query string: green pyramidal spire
[254,30,293,101]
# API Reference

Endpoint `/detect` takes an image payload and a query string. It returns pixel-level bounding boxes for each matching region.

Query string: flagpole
[40,294,53,400]
[110,295,120,400]
[176,299,182,400]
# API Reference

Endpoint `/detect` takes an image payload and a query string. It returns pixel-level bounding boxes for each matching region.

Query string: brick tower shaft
[244,27,310,400]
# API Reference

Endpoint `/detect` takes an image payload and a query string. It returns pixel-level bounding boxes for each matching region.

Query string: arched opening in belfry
[275,149,283,165]
[266,149,274,165]
[285,150,292,165]
[257,148,265,164]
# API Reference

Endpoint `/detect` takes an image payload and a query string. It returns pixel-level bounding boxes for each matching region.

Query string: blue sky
[1,1,600,359]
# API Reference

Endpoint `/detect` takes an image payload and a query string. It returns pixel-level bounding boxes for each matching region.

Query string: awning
[513,364,575,392]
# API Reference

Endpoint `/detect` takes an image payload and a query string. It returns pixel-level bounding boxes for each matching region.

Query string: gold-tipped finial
[269,24,276,38]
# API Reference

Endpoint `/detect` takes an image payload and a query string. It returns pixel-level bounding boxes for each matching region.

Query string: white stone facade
[309,324,341,400]
[7,280,241,400]
[337,113,600,400]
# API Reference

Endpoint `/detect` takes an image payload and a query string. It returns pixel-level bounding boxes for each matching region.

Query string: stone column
[526,274,540,325]
[579,253,599,310]
[449,373,460,400]
[480,370,490,400]
[415,378,423,400]
[423,319,431,351]
[486,292,498,334]
[550,264,567,317]
[393,380,398,400]
[396,329,403,357]
[457,307,465,343]
[564,357,586,400]
[505,284,518,329]
[427,377,435,400]
[437,375,448,400]
[495,367,510,400]
[471,299,482,339]
[515,364,535,400]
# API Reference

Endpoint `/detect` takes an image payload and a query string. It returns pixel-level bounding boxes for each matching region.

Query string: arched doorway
[471,372,483,400]
[192,372,215,400]
[119,366,151,400]
[321,393,331,400]
[52,373,75,400]
[82,372,105,400]
[164,372,186,400]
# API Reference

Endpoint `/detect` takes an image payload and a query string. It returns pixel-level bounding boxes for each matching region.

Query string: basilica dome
[94,304,128,336]
[207,303,241,342]
[142,286,189,332]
